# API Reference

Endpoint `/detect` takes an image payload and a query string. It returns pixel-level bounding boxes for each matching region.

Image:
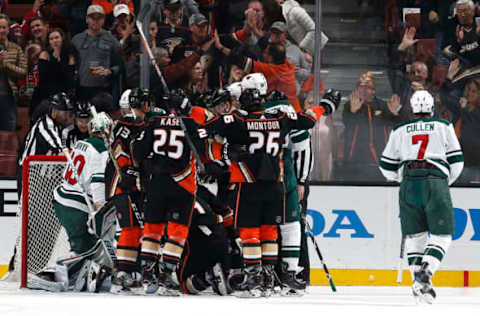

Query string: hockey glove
[320,89,341,115]
[119,166,140,192]
[223,143,249,162]
[169,90,192,115]
[226,226,242,256]
[199,161,230,184]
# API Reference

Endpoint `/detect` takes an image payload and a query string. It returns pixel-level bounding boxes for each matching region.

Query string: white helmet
[410,90,434,115]
[241,73,268,95]
[88,112,113,136]
[226,82,243,100]
[119,89,131,109]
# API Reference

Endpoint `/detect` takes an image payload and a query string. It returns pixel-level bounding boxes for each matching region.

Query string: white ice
[0,282,479,316]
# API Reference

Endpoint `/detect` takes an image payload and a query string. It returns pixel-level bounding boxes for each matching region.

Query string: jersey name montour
[406,123,434,133]
[246,121,281,131]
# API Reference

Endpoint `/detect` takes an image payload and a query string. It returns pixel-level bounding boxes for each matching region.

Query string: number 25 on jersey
[153,129,185,159]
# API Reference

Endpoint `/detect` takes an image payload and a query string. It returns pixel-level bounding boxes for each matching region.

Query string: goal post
[18,155,69,288]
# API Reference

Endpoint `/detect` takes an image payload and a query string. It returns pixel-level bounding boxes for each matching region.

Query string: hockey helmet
[119,89,132,109]
[225,82,242,100]
[74,101,92,119]
[129,88,153,109]
[410,90,434,115]
[50,92,73,112]
[211,88,232,108]
[241,73,268,96]
[239,88,263,112]
[88,112,113,136]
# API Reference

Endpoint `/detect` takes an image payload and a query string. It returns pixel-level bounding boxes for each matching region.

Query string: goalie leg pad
[405,231,428,280]
[422,234,452,275]
[260,225,278,266]
[163,222,189,266]
[279,221,301,272]
[240,227,261,267]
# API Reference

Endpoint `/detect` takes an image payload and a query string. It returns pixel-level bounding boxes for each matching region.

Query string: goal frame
[21,155,67,288]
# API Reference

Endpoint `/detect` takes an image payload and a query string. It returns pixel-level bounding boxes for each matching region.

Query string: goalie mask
[410,90,434,115]
[88,112,113,136]
[241,73,268,96]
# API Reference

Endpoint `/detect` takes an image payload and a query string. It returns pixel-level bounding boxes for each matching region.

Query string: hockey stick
[136,1,205,173]
[396,236,405,284]
[305,220,337,292]
[62,148,97,236]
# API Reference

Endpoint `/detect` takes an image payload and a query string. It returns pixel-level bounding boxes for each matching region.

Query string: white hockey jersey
[54,137,109,213]
[379,118,464,185]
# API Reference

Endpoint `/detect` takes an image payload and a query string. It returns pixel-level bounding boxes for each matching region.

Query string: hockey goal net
[11,155,70,288]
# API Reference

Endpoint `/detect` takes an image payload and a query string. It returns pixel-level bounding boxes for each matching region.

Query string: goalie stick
[305,220,337,292]
[136,1,205,173]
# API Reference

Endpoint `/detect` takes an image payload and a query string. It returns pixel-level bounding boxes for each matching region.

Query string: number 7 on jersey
[412,134,429,159]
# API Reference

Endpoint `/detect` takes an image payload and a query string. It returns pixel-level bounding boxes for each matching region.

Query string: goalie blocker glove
[320,89,341,115]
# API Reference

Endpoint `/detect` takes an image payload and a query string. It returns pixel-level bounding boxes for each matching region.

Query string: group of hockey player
[33,72,340,298]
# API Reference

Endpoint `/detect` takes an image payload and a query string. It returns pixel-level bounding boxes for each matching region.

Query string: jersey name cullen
[247,121,281,131]
[406,123,434,133]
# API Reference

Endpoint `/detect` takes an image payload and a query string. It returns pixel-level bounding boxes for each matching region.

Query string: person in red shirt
[235,43,302,112]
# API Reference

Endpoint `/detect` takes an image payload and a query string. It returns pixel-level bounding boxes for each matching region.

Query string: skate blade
[212,263,229,296]
[281,288,305,297]
[144,282,159,295]
[110,284,144,295]
[157,286,181,296]
[235,289,263,298]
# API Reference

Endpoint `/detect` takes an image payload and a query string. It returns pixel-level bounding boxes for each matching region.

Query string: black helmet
[239,88,263,112]
[50,92,73,111]
[210,88,231,108]
[74,101,92,119]
[265,90,287,103]
[129,88,153,108]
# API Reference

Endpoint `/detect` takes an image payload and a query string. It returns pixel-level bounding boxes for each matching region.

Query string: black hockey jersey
[204,106,325,182]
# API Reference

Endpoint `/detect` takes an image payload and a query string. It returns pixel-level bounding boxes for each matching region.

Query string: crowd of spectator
[0,0,479,185]
[336,0,480,184]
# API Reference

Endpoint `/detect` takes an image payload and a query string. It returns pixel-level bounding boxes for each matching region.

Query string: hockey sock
[240,227,261,267]
[116,227,142,272]
[162,222,189,267]
[279,221,301,272]
[422,234,452,275]
[260,225,278,266]
[140,223,165,262]
[405,232,428,280]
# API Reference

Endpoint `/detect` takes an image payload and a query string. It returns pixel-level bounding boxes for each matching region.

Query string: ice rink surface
[1,282,479,316]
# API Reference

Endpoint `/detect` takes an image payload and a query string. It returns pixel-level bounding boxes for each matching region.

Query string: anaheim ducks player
[379,90,464,304]
[131,89,217,295]
[201,87,340,297]
[107,88,152,294]
[51,112,116,292]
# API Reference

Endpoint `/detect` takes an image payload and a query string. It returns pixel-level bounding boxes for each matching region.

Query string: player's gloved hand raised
[320,89,341,115]
[119,166,140,192]
[168,89,192,115]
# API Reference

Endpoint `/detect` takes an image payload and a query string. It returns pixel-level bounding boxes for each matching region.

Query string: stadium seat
[0,131,19,177]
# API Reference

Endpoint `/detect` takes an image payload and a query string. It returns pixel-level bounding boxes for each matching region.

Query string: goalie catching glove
[320,89,341,115]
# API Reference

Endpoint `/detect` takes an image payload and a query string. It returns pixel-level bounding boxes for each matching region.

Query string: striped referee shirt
[19,115,64,167]
[291,129,313,184]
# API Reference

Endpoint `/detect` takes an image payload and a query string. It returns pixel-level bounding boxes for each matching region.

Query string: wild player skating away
[379,90,464,304]
[48,112,117,292]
